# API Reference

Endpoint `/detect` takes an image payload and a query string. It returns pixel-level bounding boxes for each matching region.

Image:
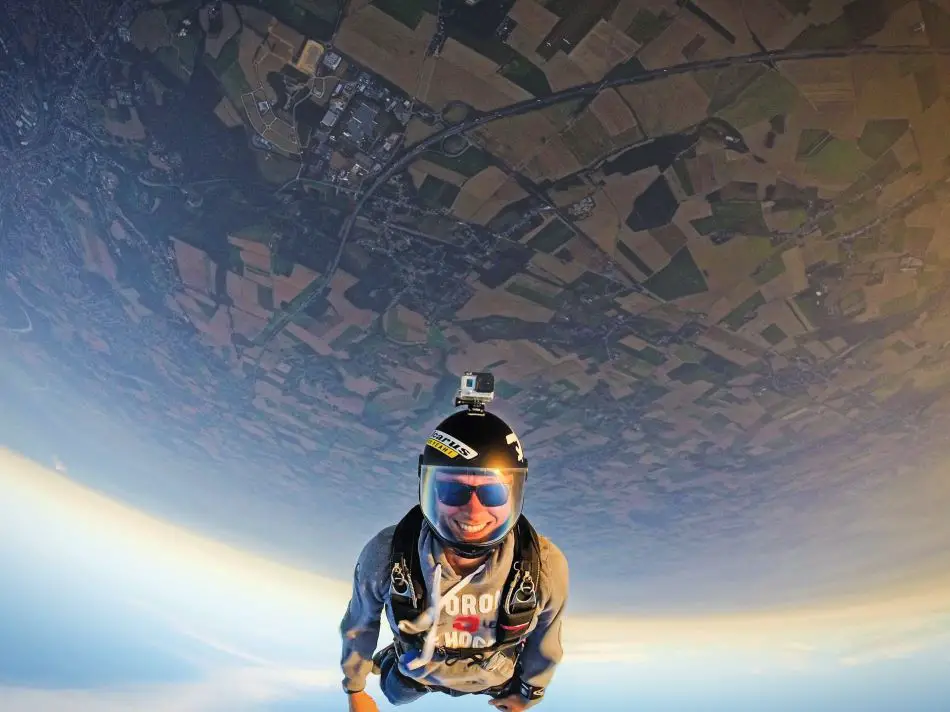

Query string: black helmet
[418,409,528,558]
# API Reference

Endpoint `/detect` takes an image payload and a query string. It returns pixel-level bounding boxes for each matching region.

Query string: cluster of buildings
[234,20,422,189]
[300,47,416,188]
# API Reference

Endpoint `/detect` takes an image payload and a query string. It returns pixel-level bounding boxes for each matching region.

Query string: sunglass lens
[477,483,509,507]
[436,481,471,506]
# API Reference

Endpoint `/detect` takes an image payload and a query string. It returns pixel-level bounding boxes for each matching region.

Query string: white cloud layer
[0,666,338,712]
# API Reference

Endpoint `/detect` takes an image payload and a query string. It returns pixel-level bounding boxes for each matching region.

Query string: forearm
[517,541,569,701]
[339,530,392,693]
[340,603,381,692]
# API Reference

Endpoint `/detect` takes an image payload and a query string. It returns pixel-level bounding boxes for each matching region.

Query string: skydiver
[340,372,569,711]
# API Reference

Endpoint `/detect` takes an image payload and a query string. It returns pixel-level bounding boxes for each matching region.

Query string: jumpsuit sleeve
[515,539,569,708]
[339,527,393,693]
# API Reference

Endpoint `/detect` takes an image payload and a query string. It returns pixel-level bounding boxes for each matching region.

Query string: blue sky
[2,447,950,712]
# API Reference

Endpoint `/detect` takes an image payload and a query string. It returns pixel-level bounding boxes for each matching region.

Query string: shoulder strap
[388,505,426,626]
[494,515,542,646]
[387,508,544,655]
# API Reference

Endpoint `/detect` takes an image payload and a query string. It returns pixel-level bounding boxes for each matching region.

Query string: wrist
[518,679,545,701]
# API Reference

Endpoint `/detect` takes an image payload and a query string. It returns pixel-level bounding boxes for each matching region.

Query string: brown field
[105,107,147,141]
[548,180,595,208]
[618,74,710,135]
[570,192,623,254]
[563,110,615,166]
[782,58,862,138]
[568,19,640,82]
[506,0,560,66]
[521,135,585,182]
[424,41,531,111]
[704,278,762,324]
[616,227,673,273]
[541,51,592,92]
[527,250,589,286]
[455,283,555,323]
[267,19,305,63]
[741,0,805,48]
[589,89,638,137]
[334,6,430,98]
[130,9,169,53]
[633,12,702,70]
[409,158,468,187]
[472,111,567,172]
[237,26,264,91]
[802,0,851,24]
[251,43,289,102]
[214,96,243,127]
[202,2,240,58]
[455,170,529,224]
[451,191,497,222]
[853,55,925,120]
[910,97,950,181]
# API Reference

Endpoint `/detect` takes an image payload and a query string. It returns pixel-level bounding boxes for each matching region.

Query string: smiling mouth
[456,520,490,535]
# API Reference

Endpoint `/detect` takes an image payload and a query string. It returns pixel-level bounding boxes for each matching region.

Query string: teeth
[458,522,488,533]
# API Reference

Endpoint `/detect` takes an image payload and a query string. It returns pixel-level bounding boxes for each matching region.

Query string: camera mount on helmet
[454,371,494,414]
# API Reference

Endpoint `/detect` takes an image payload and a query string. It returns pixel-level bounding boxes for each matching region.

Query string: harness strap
[387,506,542,661]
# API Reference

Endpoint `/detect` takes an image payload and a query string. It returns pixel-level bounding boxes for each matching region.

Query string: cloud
[837,622,950,667]
[0,666,339,712]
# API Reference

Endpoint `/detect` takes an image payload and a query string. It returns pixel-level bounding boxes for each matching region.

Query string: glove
[489,693,533,712]
[347,690,379,712]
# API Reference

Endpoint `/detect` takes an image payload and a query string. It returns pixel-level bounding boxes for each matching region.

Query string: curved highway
[251,42,950,348]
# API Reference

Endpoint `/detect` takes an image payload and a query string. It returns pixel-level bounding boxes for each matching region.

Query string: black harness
[386,505,542,664]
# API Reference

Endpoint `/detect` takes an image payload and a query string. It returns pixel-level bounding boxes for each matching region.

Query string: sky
[2,447,950,712]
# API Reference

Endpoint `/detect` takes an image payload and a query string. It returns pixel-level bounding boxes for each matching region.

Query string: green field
[220,63,252,104]
[562,112,613,165]
[752,252,787,286]
[760,323,787,346]
[616,241,654,278]
[500,56,552,98]
[802,137,875,184]
[629,345,666,366]
[450,29,551,97]
[526,219,575,253]
[717,72,801,129]
[421,146,493,178]
[644,247,708,300]
[721,291,766,330]
[691,201,770,237]
[667,361,719,385]
[373,0,436,29]
[671,159,694,195]
[505,282,558,310]
[858,118,909,159]
[880,291,918,317]
[624,8,675,45]
[417,175,461,209]
[206,35,239,76]
[260,0,338,39]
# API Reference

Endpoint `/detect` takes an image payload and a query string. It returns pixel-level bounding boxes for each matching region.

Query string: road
[250,42,950,349]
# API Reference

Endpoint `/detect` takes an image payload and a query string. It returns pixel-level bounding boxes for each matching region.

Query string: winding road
[251,42,950,349]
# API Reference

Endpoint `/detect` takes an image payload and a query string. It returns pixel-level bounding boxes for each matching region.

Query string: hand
[347,690,379,712]
[489,694,532,712]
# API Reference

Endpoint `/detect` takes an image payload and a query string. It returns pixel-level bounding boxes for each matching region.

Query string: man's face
[434,471,513,544]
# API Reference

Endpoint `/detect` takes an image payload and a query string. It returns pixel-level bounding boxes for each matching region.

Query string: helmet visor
[420,465,526,549]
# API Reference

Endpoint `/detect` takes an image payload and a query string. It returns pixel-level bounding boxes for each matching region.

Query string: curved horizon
[4,446,949,669]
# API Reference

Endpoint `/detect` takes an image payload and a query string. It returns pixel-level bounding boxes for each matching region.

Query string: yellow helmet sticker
[426,429,478,460]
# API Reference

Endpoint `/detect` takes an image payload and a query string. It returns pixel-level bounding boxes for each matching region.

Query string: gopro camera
[454,371,495,412]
